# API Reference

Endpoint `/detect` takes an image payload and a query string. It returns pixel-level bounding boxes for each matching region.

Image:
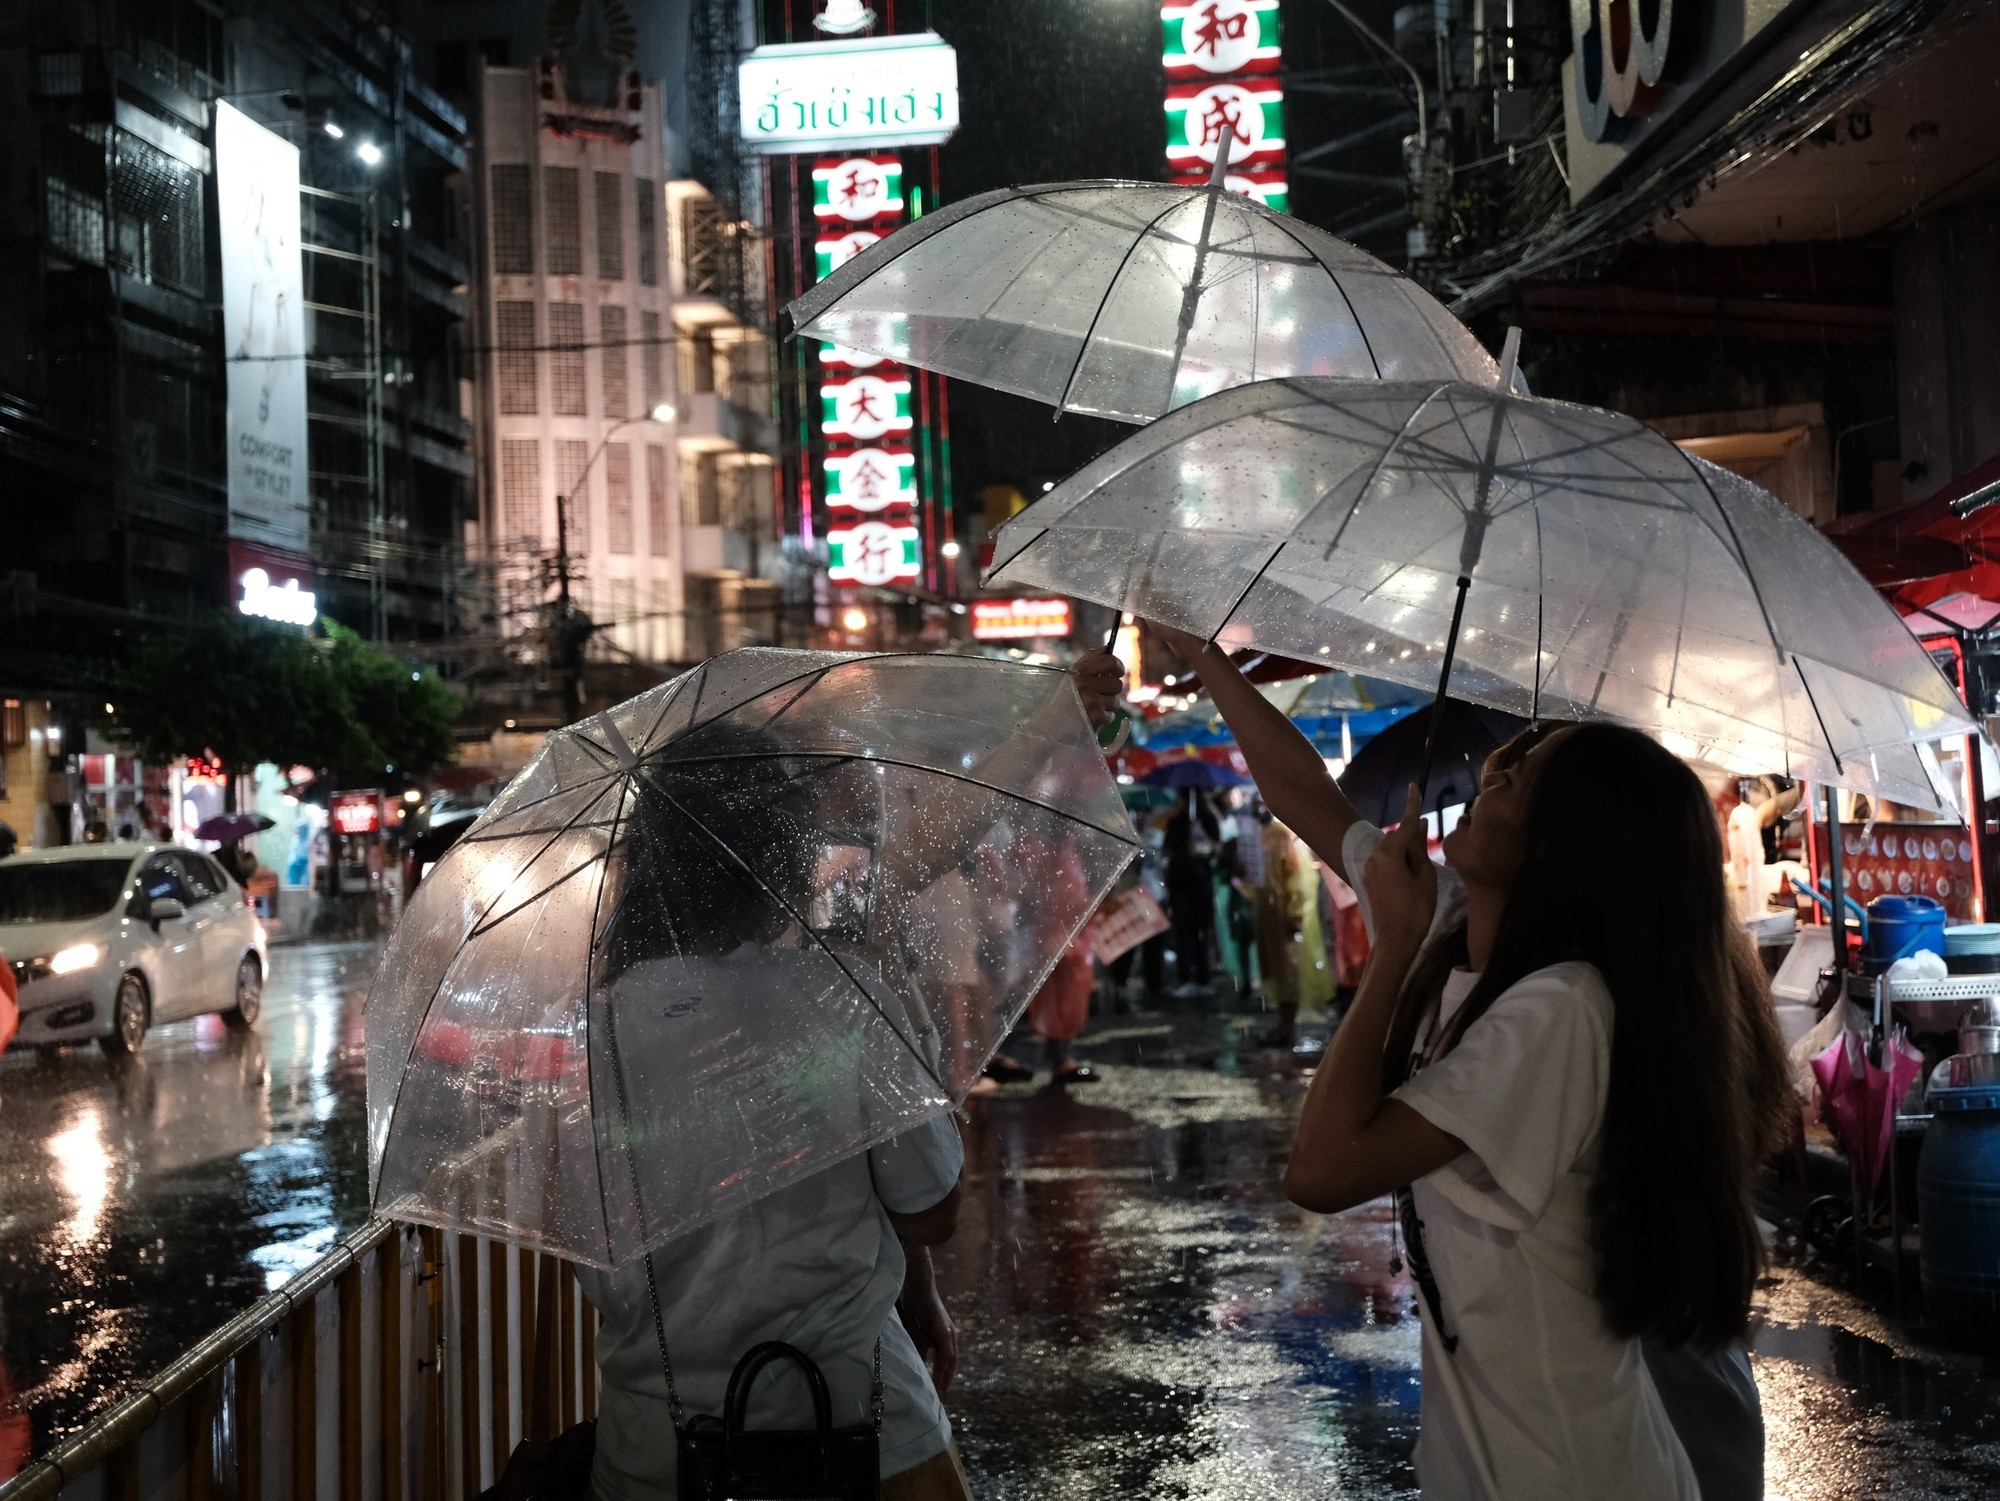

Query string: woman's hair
[1432,723,1792,1349]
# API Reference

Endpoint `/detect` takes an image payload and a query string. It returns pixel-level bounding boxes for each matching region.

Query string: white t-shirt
[1343,823,1698,1501]
[577,1115,963,1501]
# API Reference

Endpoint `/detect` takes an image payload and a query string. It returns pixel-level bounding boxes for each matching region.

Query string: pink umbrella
[1811,1029,1924,1192]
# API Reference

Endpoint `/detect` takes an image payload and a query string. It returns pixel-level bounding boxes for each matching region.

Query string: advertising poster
[216,102,310,554]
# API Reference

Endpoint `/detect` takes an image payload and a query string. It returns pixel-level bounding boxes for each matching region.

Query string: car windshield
[0,859,132,923]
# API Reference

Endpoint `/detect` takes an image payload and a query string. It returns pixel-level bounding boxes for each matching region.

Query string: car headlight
[49,943,104,976]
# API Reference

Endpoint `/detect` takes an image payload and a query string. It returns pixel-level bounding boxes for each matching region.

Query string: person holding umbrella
[1155,626,1791,1501]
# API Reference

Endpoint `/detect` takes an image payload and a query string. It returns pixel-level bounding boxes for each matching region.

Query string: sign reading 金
[739,33,960,154]
[971,598,1074,641]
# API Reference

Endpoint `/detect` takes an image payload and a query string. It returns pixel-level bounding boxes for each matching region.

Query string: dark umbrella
[1140,759,1249,790]
[1337,701,1529,827]
[194,813,276,843]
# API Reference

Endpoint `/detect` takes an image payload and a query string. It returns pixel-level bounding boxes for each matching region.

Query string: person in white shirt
[1153,627,1791,1501]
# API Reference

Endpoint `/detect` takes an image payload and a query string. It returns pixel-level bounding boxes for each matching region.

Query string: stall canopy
[1825,452,2000,629]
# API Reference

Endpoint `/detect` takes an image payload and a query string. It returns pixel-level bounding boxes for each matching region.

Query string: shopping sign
[815,229,883,280]
[821,375,913,440]
[1170,165,1289,213]
[824,447,917,512]
[330,792,382,836]
[1162,1,1281,78]
[738,32,960,153]
[970,597,1074,641]
[828,520,922,584]
[1165,79,1286,169]
[813,156,906,222]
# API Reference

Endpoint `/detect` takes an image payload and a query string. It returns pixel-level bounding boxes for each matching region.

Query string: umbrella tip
[594,713,641,773]
[1496,327,1522,393]
[1208,128,1234,189]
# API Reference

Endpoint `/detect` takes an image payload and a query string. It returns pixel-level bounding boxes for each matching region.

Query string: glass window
[501,438,541,541]
[647,443,670,557]
[556,437,592,555]
[548,301,586,416]
[133,855,190,910]
[490,165,533,275]
[171,852,219,901]
[496,300,538,414]
[544,166,581,275]
[595,170,624,280]
[635,181,658,286]
[606,442,634,555]
[0,858,133,923]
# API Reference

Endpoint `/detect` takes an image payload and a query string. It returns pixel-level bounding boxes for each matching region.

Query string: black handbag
[638,1252,881,1501]
[676,1342,880,1501]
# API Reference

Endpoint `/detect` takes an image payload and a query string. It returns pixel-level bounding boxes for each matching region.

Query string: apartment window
[44,124,107,267]
[640,310,664,412]
[489,165,533,275]
[108,130,203,293]
[647,443,670,556]
[594,170,624,280]
[606,442,634,555]
[600,305,629,417]
[678,329,716,395]
[611,578,636,651]
[500,438,540,541]
[556,437,591,555]
[496,300,537,414]
[544,166,581,275]
[635,182,658,286]
[549,301,586,416]
[682,452,720,528]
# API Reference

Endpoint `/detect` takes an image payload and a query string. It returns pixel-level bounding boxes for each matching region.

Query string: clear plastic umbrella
[782,149,1506,425]
[985,371,1978,811]
[366,650,1137,1267]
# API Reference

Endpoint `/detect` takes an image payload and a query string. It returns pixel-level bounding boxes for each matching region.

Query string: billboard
[216,103,310,555]
[739,32,960,154]
[971,598,1073,641]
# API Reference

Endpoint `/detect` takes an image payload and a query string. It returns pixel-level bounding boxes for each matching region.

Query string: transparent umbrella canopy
[366,650,1137,1268]
[782,164,1508,425]
[986,377,1978,811]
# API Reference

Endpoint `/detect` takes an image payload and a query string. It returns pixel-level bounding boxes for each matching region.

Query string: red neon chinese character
[853,528,897,574]
[1190,2,1249,57]
[838,165,877,207]
[849,455,891,500]
[1198,92,1249,151]
[844,386,884,423]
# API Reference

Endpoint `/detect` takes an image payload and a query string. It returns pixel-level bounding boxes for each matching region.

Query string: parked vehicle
[0,843,267,1056]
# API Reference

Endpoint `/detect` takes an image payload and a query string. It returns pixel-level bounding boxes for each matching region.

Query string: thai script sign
[739,33,959,154]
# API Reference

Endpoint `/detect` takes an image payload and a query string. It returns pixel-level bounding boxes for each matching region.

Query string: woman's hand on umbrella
[1148,623,1212,668]
[1364,784,1438,958]
[1071,647,1125,728]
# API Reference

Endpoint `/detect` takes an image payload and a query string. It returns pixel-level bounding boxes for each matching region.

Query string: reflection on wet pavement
[939,1008,2000,1500]
[0,940,376,1465]
[4,955,2000,1493]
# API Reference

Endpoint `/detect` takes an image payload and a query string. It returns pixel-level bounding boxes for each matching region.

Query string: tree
[113,613,462,793]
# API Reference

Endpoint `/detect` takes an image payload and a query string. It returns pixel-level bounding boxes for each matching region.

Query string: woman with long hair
[1156,628,1791,1500]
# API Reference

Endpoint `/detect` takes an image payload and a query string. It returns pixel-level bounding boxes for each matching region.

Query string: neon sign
[237,566,318,626]
[738,33,960,154]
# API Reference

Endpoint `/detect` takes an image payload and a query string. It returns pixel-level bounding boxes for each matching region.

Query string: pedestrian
[1159,626,1791,1501]
[0,822,15,859]
[1162,790,1219,995]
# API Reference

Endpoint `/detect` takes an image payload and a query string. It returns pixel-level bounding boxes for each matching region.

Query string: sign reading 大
[821,375,914,441]
[739,32,960,154]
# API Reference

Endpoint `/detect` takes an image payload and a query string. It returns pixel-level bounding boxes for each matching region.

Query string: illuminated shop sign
[971,598,1074,641]
[1162,1,1281,78]
[824,446,918,512]
[815,228,883,280]
[1165,79,1286,169]
[330,792,382,836]
[813,156,906,221]
[821,375,914,440]
[828,520,922,585]
[739,32,960,153]
[238,566,318,626]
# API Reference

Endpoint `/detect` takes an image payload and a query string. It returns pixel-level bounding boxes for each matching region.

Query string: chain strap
[641,1250,687,1432]
[871,1338,884,1435]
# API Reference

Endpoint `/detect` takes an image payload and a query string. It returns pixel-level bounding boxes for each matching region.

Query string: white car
[0,843,268,1056]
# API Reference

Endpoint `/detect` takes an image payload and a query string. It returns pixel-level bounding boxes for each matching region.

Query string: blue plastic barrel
[1866,894,1946,974]
[1918,1073,2000,1347]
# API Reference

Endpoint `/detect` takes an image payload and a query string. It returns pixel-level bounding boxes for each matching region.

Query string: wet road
[0,941,377,1468]
[3,945,2000,1494]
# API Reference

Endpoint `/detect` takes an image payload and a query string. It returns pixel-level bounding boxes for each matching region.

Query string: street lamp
[553,404,682,721]
[939,540,961,559]
[355,140,383,166]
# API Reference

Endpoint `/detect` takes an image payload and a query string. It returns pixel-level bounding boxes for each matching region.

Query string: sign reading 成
[738,32,960,154]
[215,103,310,555]
[971,598,1074,642]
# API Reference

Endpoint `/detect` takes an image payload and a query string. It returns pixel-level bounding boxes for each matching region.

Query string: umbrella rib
[1320,383,1453,559]
[1793,656,1847,773]
[1682,452,1787,663]
[629,778,953,1101]
[579,772,633,1266]
[1206,542,1290,652]
[655,749,1146,846]
[640,661,706,757]
[1258,213,1382,376]
[1532,509,1546,721]
[1056,193,1202,414]
[758,667,837,732]
[986,526,1050,583]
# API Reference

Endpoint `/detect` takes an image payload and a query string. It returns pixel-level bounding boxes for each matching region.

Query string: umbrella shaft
[1417,576,1473,801]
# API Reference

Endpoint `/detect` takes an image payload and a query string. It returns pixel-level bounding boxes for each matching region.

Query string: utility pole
[555,492,584,724]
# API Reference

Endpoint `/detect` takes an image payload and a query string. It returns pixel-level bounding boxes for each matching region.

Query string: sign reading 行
[828,520,922,585]
[739,32,960,154]
[971,598,1074,642]
[215,103,310,556]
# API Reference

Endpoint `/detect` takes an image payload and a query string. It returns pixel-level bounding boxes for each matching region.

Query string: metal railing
[0,1220,598,1500]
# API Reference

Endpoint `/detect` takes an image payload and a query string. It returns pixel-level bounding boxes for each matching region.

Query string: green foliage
[112,613,463,781]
